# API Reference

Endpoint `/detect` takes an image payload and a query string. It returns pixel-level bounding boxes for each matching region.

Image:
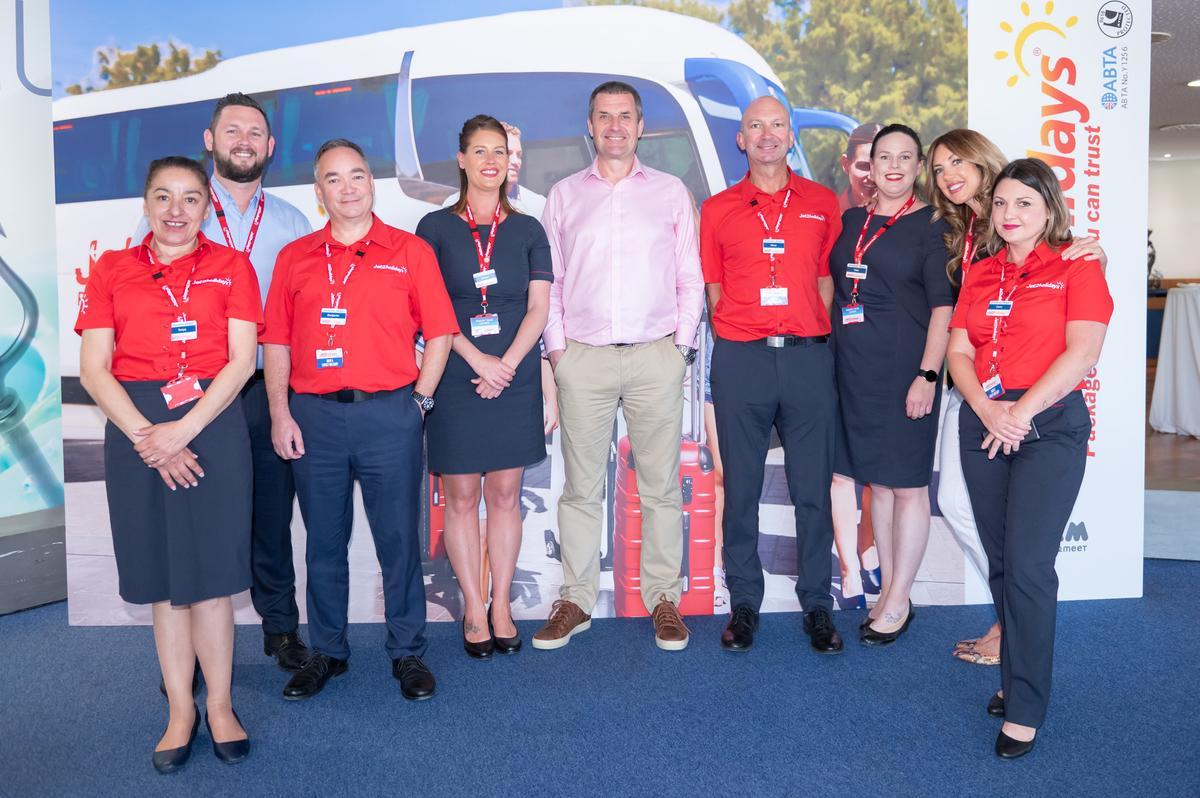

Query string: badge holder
[986,299,1014,317]
[841,304,865,325]
[162,372,204,409]
[846,262,868,280]
[983,373,1004,399]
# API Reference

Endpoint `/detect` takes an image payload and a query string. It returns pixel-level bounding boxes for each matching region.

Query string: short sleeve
[226,252,265,331]
[414,211,441,259]
[527,219,553,282]
[699,199,723,284]
[260,245,296,345]
[74,251,117,334]
[816,193,842,278]
[950,260,984,330]
[407,237,459,339]
[923,217,955,309]
[1065,260,1114,324]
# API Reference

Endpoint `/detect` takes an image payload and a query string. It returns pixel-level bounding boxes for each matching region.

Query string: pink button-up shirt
[541,157,704,352]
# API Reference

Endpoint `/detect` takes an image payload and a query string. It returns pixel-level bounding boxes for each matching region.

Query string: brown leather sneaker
[531,599,591,650]
[652,597,690,651]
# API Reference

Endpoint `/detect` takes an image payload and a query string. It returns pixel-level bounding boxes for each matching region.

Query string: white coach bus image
[52,5,857,385]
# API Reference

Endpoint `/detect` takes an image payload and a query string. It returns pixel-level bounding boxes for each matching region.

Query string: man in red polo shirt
[700,96,844,653]
[262,139,458,701]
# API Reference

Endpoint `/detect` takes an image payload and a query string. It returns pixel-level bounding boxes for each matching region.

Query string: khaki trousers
[554,336,685,612]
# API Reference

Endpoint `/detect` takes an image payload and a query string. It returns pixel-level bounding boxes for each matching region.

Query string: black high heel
[489,604,522,655]
[206,709,250,765]
[463,617,494,659]
[152,704,200,774]
[987,692,1005,718]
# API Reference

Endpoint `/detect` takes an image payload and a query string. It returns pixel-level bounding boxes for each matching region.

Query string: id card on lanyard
[147,246,203,409]
[983,260,1021,397]
[465,204,502,336]
[318,242,358,368]
[757,189,791,307]
[842,194,915,324]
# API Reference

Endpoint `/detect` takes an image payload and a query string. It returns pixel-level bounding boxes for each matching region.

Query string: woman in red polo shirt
[76,156,262,773]
[948,157,1112,759]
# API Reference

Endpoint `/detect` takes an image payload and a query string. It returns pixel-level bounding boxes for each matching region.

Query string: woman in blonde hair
[928,129,1105,667]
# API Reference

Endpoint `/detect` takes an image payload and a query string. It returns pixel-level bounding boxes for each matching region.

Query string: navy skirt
[104,380,252,605]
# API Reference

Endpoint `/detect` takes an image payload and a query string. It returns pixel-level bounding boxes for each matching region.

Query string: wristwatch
[412,391,435,412]
[917,369,938,383]
[677,345,698,365]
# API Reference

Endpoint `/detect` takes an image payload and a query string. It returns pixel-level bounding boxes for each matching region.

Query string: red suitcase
[421,468,447,561]
[612,332,716,617]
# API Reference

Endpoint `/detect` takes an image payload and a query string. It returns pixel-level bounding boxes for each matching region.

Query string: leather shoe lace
[651,598,690,651]
[282,652,347,701]
[721,605,758,651]
[392,656,436,701]
[804,607,844,653]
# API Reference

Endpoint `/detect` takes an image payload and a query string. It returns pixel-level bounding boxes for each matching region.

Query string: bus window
[410,72,709,201]
[687,76,746,190]
[266,75,399,187]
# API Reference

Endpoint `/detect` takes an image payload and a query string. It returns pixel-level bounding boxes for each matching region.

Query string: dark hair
[987,158,1073,253]
[845,122,883,159]
[312,138,367,177]
[588,80,643,121]
[143,156,210,197]
[450,115,519,217]
[209,92,270,137]
[870,123,924,160]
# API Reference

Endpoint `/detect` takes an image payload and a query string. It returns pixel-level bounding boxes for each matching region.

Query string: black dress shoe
[205,709,250,764]
[995,729,1036,759]
[860,602,916,646]
[803,607,844,653]
[282,652,348,700]
[489,607,522,655]
[265,630,312,673]
[159,659,203,699]
[392,656,436,701]
[987,692,1005,717]
[152,704,200,774]
[463,618,494,659]
[721,605,758,651]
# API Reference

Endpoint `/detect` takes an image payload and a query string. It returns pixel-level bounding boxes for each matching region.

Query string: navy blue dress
[830,204,954,488]
[415,208,552,474]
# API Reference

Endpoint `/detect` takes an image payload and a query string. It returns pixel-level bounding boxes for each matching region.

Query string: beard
[213,149,267,183]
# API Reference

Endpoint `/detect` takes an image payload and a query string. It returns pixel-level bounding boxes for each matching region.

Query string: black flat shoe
[861,566,882,595]
[859,614,875,633]
[159,660,203,699]
[282,652,348,700]
[803,607,844,653]
[392,656,436,701]
[995,729,1036,759]
[721,605,758,651]
[152,704,200,774]
[265,630,312,673]
[987,692,1005,718]
[489,607,522,655]
[206,710,250,765]
[463,617,494,659]
[860,602,915,646]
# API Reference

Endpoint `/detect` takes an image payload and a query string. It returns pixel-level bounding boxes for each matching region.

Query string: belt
[762,335,828,348]
[314,386,406,404]
[250,369,265,381]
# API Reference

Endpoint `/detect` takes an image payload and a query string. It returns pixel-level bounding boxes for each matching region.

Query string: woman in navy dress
[415,115,552,658]
[829,124,954,645]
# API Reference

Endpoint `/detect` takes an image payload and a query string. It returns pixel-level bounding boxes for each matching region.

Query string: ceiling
[1151,0,1200,160]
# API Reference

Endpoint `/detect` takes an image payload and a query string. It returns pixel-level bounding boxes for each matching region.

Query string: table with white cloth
[1150,284,1200,437]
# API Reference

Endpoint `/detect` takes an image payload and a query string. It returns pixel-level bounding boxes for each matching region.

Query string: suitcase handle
[687,315,708,444]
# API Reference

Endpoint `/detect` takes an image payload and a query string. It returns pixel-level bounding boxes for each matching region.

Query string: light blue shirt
[135,176,312,367]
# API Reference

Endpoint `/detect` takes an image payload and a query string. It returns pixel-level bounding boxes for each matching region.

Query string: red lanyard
[961,210,977,276]
[324,242,357,309]
[986,260,1023,375]
[849,193,916,304]
[756,189,790,288]
[147,244,199,378]
[208,186,265,257]
[465,203,500,311]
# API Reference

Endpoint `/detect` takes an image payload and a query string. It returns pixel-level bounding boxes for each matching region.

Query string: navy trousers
[959,389,1090,728]
[290,389,427,661]
[710,336,837,612]
[240,376,300,635]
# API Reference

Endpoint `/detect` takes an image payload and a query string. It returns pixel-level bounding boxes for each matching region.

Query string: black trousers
[710,336,836,612]
[240,376,299,635]
[959,389,1090,728]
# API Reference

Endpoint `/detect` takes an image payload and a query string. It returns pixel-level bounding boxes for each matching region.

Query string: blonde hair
[926,129,1008,284]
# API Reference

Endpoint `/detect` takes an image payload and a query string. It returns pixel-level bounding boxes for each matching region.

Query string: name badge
[986,300,1014,317]
[846,262,869,279]
[470,313,501,337]
[472,269,499,289]
[161,374,203,409]
[762,238,785,255]
[760,287,788,306]
[316,347,344,369]
[983,374,1004,399]
[841,304,865,325]
[169,319,198,342]
[320,307,348,326]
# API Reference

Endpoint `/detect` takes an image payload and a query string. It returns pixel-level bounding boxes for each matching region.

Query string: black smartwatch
[917,369,938,383]
[412,391,435,412]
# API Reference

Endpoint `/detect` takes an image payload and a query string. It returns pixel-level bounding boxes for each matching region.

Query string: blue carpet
[1,560,1197,797]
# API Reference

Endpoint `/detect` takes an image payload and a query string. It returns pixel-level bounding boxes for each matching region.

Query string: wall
[1149,158,1200,279]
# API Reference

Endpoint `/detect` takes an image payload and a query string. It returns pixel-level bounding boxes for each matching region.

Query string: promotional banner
[968,0,1147,599]
[0,0,66,615]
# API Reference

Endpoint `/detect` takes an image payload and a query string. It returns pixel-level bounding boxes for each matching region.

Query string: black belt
[760,335,828,348]
[313,386,407,404]
[250,369,265,381]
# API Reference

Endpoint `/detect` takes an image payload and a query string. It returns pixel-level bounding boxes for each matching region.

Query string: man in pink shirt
[535,80,704,651]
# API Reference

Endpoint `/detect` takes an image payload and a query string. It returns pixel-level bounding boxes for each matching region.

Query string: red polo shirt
[262,214,459,394]
[950,241,1113,390]
[74,233,263,381]
[701,171,841,340]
